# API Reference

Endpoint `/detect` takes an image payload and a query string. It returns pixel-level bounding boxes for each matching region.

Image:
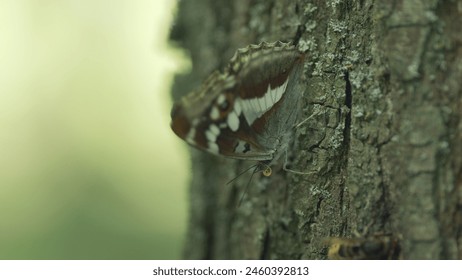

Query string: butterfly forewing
[171,41,305,162]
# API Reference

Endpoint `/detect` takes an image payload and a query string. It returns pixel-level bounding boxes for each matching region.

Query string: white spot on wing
[205,124,221,154]
[227,111,239,131]
[234,140,249,154]
[241,100,257,125]
[250,98,260,113]
[217,94,226,105]
[205,129,217,142]
[186,127,196,145]
[259,85,270,110]
[234,99,242,115]
[209,124,219,134]
[240,78,290,125]
[207,142,219,154]
[210,106,220,120]
[270,78,288,105]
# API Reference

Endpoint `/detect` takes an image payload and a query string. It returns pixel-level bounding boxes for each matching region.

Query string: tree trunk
[170,0,462,260]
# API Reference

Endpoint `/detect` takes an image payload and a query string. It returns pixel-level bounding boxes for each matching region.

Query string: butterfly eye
[262,166,272,176]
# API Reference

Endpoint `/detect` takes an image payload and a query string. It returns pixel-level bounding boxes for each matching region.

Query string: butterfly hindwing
[171,41,305,162]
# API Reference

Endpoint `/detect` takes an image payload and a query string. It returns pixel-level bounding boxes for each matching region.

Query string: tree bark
[170,0,462,259]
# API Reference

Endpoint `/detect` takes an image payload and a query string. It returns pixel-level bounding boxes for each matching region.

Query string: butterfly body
[171,41,305,165]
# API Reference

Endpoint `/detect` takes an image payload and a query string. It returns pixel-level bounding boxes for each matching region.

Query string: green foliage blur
[0,1,189,259]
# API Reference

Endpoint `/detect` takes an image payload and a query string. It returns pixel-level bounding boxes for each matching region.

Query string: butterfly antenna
[237,162,273,206]
[226,163,259,185]
[238,164,260,207]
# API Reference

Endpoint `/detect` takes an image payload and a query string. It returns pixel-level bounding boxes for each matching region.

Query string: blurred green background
[0,1,189,259]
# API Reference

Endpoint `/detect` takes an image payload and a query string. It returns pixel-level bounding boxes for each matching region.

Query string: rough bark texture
[170,0,462,259]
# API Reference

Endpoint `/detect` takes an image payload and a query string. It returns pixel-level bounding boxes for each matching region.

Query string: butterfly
[171,41,306,175]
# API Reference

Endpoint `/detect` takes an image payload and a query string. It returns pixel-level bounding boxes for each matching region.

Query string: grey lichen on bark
[170,0,462,259]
